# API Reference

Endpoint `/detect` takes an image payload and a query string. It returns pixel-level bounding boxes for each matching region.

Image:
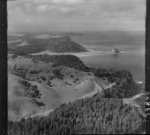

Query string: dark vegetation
[28,54,88,71]
[12,39,47,54]
[8,36,87,54]
[8,41,23,47]
[102,78,139,98]
[45,36,87,53]
[76,78,79,81]
[8,35,21,41]
[40,76,46,81]
[93,68,139,98]
[65,82,72,86]
[19,80,41,99]
[74,80,77,83]
[93,68,133,82]
[8,95,145,135]
[33,99,45,107]
[53,68,64,80]
[29,70,40,74]
[70,75,74,78]
[8,49,27,56]
[46,81,53,87]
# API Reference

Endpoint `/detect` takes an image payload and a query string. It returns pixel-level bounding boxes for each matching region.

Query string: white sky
[8,0,146,33]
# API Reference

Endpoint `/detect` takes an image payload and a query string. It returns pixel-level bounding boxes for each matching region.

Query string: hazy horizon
[8,30,145,35]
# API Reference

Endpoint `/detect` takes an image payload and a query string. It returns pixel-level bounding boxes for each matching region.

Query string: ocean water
[71,31,145,84]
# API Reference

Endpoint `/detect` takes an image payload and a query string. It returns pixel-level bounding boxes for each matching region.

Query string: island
[112,48,120,54]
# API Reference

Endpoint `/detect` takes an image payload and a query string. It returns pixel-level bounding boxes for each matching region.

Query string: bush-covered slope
[93,68,140,98]
[8,96,145,135]
[8,36,87,54]
[27,54,88,71]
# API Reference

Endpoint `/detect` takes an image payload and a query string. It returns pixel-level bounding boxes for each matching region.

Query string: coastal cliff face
[8,35,87,54]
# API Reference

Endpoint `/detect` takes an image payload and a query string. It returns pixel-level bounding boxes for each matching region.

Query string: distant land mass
[8,35,88,54]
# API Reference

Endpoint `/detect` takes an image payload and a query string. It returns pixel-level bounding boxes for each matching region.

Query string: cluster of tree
[53,68,64,80]
[93,68,139,98]
[93,68,133,82]
[8,36,87,54]
[8,49,27,56]
[45,36,87,53]
[8,37,50,54]
[19,80,41,99]
[8,35,21,41]
[14,39,47,54]
[8,94,145,135]
[8,40,23,48]
[28,54,88,71]
[28,70,40,74]
[102,77,139,98]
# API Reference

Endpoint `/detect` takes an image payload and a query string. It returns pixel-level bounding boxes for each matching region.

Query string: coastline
[31,49,145,58]
[31,49,145,86]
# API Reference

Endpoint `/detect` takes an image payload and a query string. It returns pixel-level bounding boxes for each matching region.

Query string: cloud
[8,0,146,32]
[25,19,32,23]
[35,4,76,14]
[96,0,145,13]
[8,0,145,15]
[59,7,75,13]
[52,0,84,4]
[8,0,79,14]
[36,5,49,12]
[16,0,87,5]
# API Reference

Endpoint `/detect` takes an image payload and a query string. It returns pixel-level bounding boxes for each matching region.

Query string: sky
[8,0,146,33]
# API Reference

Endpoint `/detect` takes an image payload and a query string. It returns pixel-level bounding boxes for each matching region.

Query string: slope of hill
[8,55,102,121]
[46,36,87,52]
[123,93,145,114]
[8,36,88,54]
[8,54,143,121]
[27,54,88,71]
[8,97,145,135]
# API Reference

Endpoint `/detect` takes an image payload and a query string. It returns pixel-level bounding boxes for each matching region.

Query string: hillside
[27,54,88,71]
[8,35,88,54]
[8,55,100,121]
[123,93,145,114]
[8,54,143,121]
[7,53,145,134]
[8,97,145,135]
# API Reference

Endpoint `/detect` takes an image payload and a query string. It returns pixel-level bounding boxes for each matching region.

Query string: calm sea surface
[71,31,145,83]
